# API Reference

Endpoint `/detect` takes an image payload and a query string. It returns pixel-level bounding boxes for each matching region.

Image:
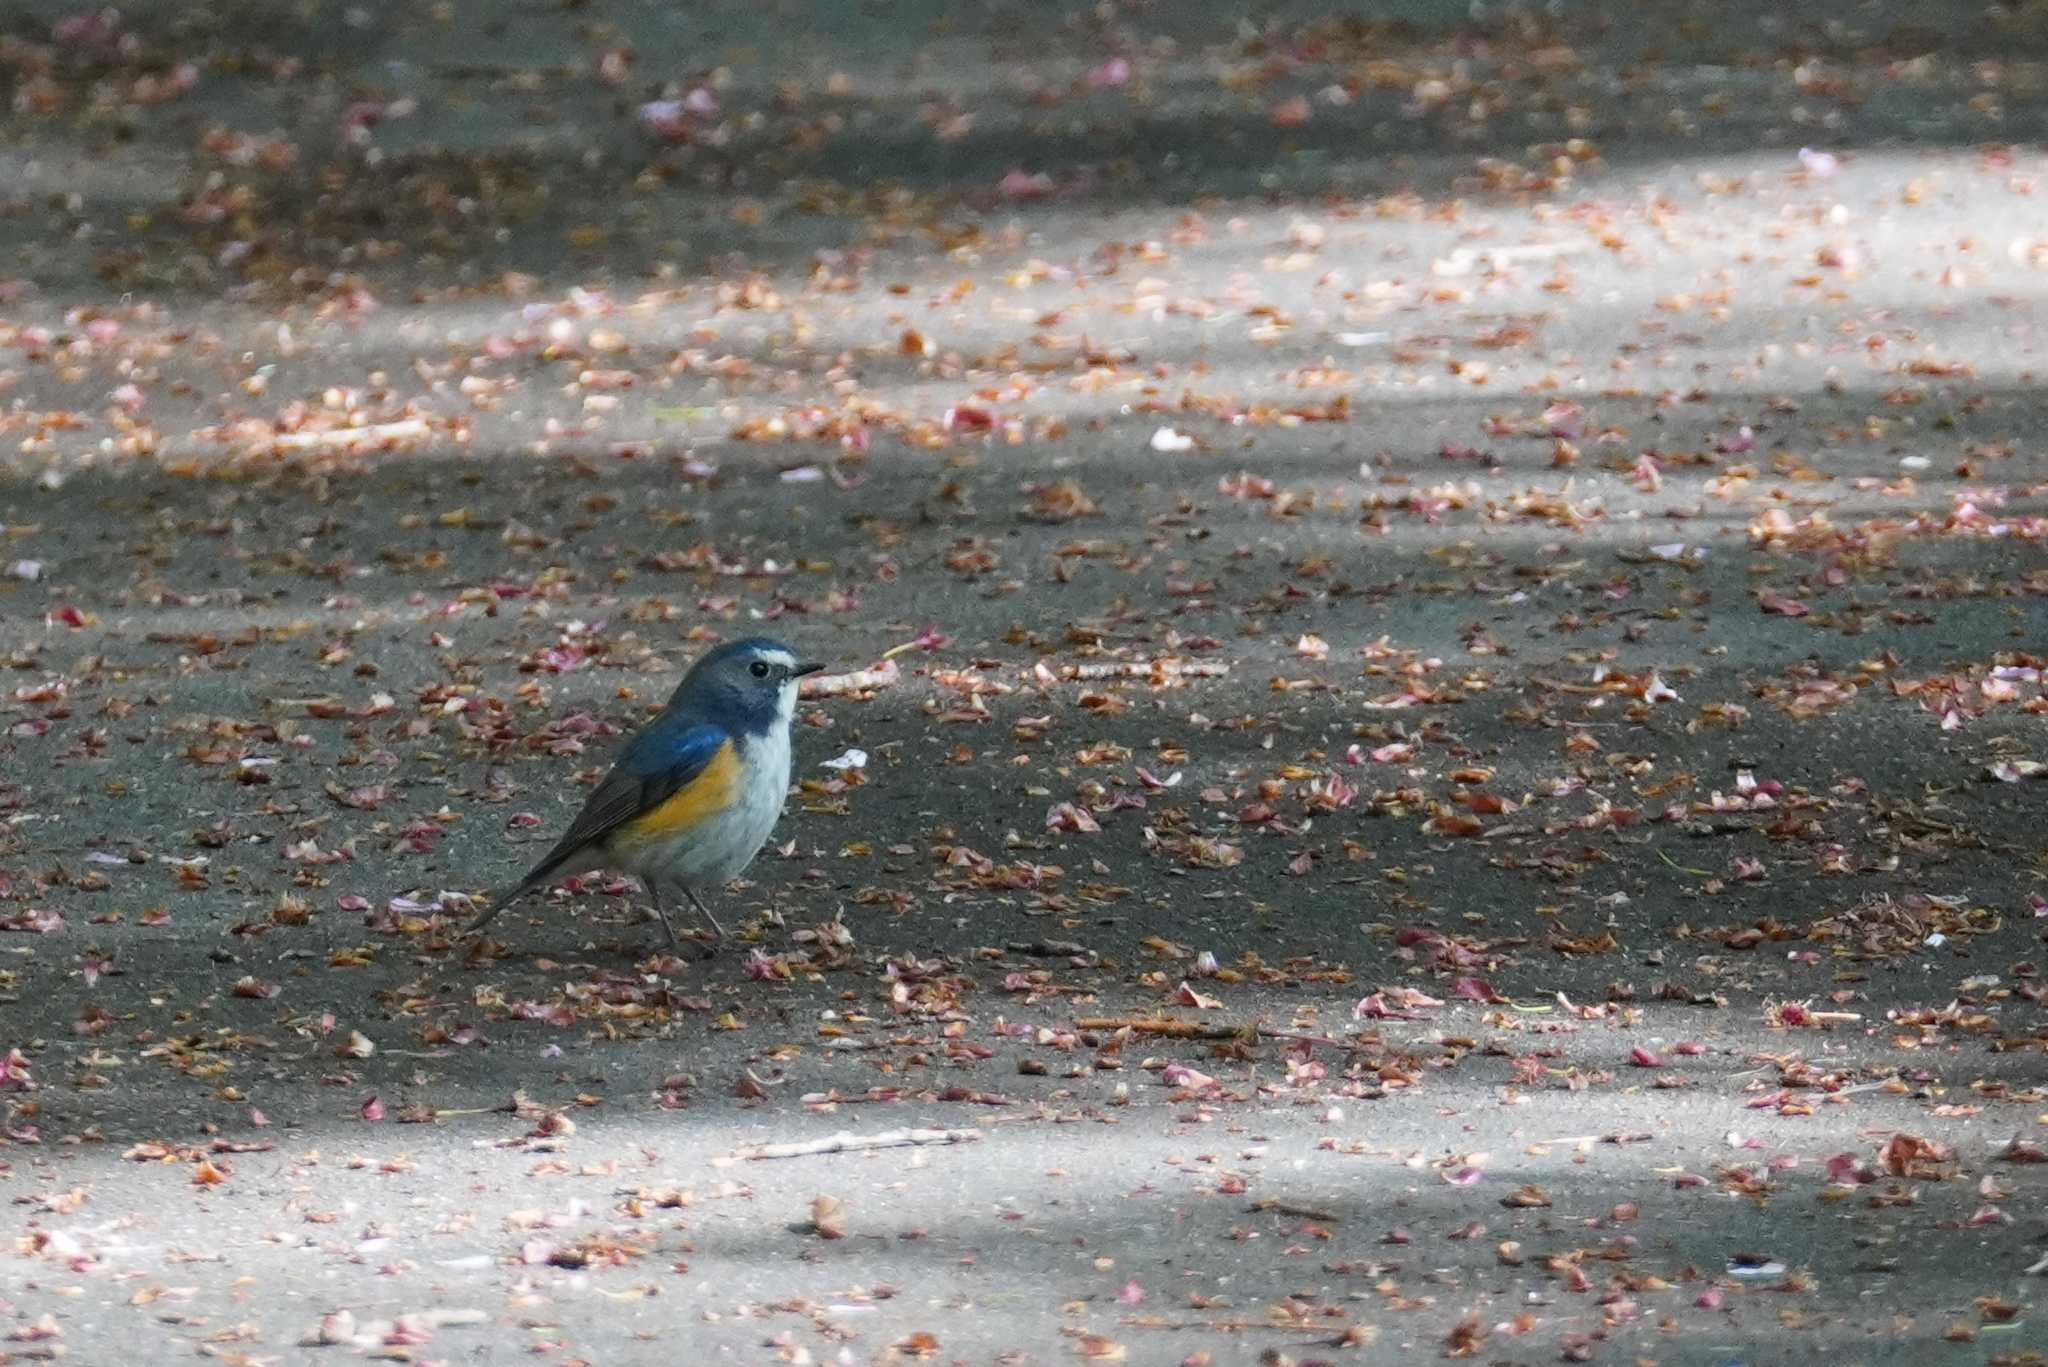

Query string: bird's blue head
[669,636,822,733]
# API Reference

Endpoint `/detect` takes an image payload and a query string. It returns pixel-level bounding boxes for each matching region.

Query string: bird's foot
[641,905,722,961]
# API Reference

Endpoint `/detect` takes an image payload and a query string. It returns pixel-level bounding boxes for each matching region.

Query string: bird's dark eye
[749,660,771,679]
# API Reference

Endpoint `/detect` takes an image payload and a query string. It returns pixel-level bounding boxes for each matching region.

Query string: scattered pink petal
[0,1048,34,1091]
[996,168,1054,201]
[1087,58,1132,89]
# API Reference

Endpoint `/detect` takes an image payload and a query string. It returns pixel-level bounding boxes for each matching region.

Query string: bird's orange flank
[614,740,743,845]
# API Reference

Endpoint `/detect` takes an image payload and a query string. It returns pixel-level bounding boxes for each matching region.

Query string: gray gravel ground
[2,2,2047,1364]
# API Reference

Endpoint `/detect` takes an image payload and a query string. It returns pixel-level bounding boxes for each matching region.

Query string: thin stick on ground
[269,418,432,450]
[1076,1018,1365,1050]
[800,660,901,698]
[1076,1017,1251,1040]
[1063,659,1229,680]
[732,1127,982,1160]
[1250,1199,1341,1222]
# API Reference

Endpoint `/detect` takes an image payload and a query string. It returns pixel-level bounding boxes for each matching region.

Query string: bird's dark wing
[505,721,729,895]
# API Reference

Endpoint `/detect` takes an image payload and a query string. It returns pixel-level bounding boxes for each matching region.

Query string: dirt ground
[1,2,2046,1364]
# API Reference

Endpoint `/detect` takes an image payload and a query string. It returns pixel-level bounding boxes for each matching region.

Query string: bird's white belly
[625,729,791,891]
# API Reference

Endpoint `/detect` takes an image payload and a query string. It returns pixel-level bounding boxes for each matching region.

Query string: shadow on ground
[6,0,2048,299]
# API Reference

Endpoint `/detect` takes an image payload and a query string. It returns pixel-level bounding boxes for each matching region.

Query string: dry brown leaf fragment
[1443,1314,1489,1358]
[1268,95,1311,128]
[810,1193,847,1239]
[1878,1132,1954,1178]
[1023,479,1098,523]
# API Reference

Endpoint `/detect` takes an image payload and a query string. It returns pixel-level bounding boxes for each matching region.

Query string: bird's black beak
[793,661,826,678]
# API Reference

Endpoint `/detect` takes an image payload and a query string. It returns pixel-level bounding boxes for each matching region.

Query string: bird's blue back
[619,710,730,788]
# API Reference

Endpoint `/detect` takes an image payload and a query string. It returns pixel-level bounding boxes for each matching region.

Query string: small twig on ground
[1537,1132,1654,1146]
[1011,939,1099,960]
[1075,1018,1369,1050]
[1250,1199,1341,1222]
[801,659,901,698]
[733,1127,981,1160]
[1258,1029,1353,1049]
[1118,1317,1340,1335]
[270,418,432,450]
[1063,659,1229,680]
[1077,1017,1251,1040]
[1656,847,1713,877]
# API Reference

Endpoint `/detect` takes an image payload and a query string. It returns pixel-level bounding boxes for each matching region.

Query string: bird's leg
[641,877,684,952]
[682,886,726,942]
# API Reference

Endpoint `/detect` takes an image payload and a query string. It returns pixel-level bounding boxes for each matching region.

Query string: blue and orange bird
[469,637,823,947]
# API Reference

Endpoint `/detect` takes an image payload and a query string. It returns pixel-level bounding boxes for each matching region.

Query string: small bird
[469,637,823,948]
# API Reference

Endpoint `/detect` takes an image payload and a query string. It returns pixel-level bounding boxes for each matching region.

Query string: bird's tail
[468,841,589,936]
[466,880,537,935]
